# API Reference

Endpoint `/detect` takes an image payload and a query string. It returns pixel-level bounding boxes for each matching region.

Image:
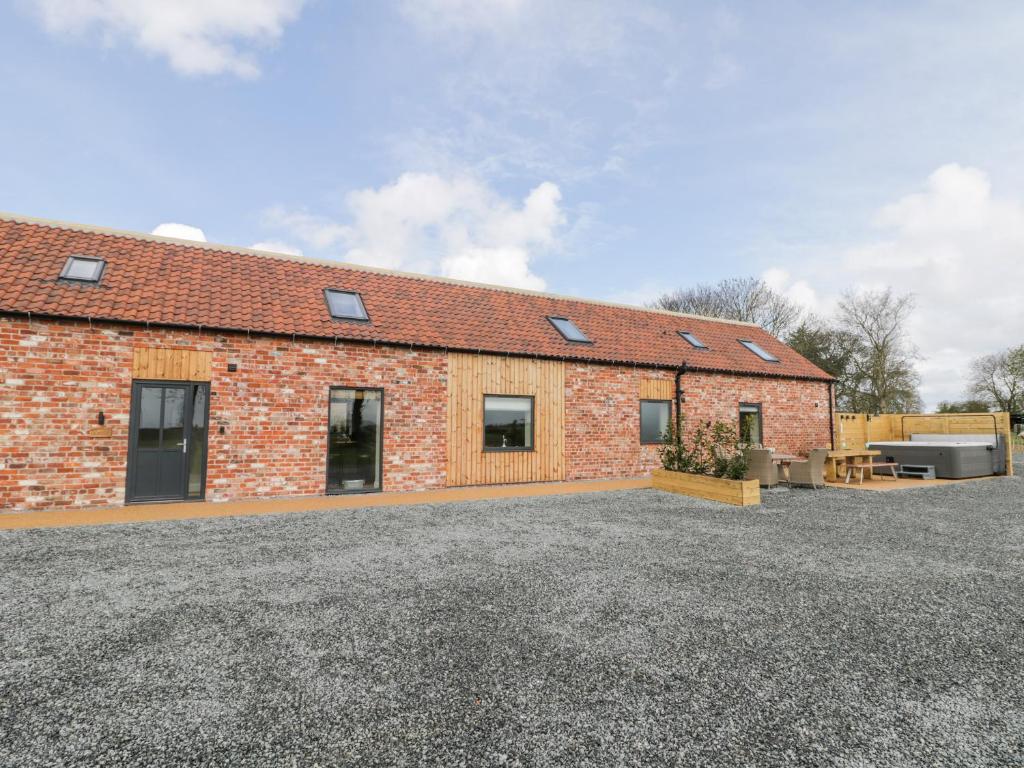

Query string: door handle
[178,438,188,454]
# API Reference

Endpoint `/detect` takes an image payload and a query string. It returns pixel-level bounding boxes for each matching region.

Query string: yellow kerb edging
[0,477,652,530]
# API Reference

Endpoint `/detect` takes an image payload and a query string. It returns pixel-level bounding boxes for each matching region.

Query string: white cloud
[250,240,303,256]
[262,173,565,290]
[844,164,1024,406]
[29,0,305,78]
[767,164,1024,408]
[151,222,207,242]
[761,267,826,316]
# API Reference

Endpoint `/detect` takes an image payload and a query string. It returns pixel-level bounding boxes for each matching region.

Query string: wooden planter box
[651,468,761,506]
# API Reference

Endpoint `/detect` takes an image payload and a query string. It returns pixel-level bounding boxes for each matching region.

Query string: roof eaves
[0,307,836,382]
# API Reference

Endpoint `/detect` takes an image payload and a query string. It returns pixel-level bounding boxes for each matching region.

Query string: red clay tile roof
[0,215,831,380]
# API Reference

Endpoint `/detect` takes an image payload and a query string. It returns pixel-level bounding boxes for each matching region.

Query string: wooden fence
[834,412,1014,476]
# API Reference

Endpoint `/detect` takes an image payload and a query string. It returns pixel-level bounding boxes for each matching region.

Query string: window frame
[738,339,780,362]
[738,402,764,446]
[639,398,672,445]
[547,316,593,344]
[482,393,536,453]
[325,385,385,495]
[323,288,370,322]
[678,331,708,350]
[59,255,106,283]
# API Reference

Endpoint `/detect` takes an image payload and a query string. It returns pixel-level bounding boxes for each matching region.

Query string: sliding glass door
[327,388,382,493]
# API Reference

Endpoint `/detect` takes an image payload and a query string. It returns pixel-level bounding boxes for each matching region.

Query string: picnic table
[825,449,881,483]
[771,452,799,484]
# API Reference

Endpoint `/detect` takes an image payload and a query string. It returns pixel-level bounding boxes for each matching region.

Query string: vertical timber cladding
[639,378,674,401]
[132,348,212,381]
[446,352,565,486]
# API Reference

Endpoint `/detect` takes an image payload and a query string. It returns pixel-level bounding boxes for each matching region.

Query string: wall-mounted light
[97,411,105,426]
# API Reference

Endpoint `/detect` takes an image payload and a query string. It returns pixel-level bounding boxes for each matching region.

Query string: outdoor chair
[787,448,828,489]
[744,448,778,488]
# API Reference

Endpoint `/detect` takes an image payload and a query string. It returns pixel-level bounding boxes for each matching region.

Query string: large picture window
[739,402,763,446]
[483,395,534,451]
[327,388,382,493]
[640,400,671,444]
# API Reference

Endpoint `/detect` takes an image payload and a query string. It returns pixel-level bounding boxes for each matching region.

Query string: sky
[2,1,1024,408]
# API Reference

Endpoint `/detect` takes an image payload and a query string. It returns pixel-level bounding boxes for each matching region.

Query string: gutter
[0,309,834,384]
[828,381,835,449]
[674,363,688,437]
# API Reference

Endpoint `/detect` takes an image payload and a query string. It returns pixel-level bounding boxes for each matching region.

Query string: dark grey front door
[127,381,209,503]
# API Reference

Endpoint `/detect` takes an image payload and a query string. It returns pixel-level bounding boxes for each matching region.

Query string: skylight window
[739,339,780,362]
[59,255,105,283]
[324,289,369,321]
[548,316,591,343]
[679,331,707,349]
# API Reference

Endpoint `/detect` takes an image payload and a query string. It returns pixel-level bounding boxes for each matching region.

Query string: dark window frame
[547,316,593,344]
[482,393,536,453]
[639,398,672,445]
[738,339,780,363]
[124,379,210,504]
[323,289,370,322]
[325,385,385,495]
[59,255,106,283]
[678,331,708,349]
[739,402,764,446]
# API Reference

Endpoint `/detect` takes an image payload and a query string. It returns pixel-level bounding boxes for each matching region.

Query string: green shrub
[659,417,748,480]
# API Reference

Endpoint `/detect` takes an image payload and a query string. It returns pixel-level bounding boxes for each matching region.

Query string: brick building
[0,214,833,512]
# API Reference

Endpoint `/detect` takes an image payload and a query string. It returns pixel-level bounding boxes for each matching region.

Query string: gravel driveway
[3,476,1023,767]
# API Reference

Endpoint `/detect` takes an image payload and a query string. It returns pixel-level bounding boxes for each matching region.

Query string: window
[679,331,707,349]
[484,395,534,451]
[548,316,591,343]
[739,403,763,446]
[59,255,105,282]
[324,289,369,321]
[640,400,671,444]
[327,388,382,493]
[739,339,779,362]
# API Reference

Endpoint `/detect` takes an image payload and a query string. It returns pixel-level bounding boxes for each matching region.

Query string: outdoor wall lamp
[97,411,105,426]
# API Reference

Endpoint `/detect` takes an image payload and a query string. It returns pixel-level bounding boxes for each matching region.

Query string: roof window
[679,331,707,349]
[324,289,369,321]
[548,316,591,343]
[739,339,779,362]
[59,255,105,283]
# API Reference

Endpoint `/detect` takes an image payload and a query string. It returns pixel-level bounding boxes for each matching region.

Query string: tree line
[652,277,1022,415]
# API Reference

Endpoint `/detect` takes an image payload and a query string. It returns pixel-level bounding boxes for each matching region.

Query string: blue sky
[3,1,1024,406]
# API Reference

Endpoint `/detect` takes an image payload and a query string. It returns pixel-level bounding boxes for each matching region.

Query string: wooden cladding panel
[447,353,564,487]
[132,348,212,382]
[639,378,674,401]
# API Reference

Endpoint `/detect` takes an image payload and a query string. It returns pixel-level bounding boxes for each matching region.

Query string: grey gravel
[2,475,1023,767]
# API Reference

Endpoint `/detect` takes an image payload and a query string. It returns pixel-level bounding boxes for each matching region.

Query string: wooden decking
[824,475,1006,492]
[0,477,652,530]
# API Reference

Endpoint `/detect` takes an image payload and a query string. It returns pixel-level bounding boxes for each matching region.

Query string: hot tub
[867,434,1005,479]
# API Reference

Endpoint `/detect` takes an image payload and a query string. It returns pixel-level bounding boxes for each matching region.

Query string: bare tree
[968,345,1024,413]
[836,289,922,413]
[652,277,802,337]
[787,316,863,409]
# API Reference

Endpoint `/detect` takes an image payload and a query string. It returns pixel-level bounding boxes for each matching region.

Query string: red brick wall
[1,316,832,512]
[564,362,832,481]
[0,316,447,511]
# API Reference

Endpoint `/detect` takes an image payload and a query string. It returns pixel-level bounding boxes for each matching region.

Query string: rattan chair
[743,448,779,488]
[787,448,828,489]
